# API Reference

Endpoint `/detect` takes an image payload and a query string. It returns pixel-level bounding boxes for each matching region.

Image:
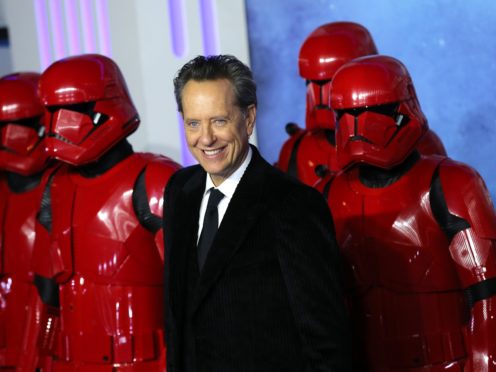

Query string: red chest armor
[34,152,178,370]
[0,171,49,368]
[329,156,467,370]
[331,156,459,291]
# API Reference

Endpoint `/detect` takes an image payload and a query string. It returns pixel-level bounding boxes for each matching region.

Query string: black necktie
[197,188,224,270]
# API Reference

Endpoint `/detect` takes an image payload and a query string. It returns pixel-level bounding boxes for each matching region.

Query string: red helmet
[298,22,378,130]
[0,72,50,175]
[331,55,428,170]
[39,54,139,165]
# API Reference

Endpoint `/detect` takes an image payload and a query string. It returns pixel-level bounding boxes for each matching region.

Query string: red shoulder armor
[276,123,305,173]
[417,129,447,157]
[140,153,181,218]
[136,153,181,261]
[439,158,496,239]
[296,129,338,186]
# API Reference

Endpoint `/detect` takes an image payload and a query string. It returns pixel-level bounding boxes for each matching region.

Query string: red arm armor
[136,154,181,262]
[436,159,496,370]
[439,159,496,240]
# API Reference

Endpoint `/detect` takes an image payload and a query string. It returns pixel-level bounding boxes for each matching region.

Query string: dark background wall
[245,0,496,201]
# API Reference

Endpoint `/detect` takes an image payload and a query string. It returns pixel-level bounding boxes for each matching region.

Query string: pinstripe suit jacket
[163,146,351,372]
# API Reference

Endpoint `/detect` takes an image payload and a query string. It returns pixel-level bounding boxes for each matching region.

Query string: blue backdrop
[245,0,496,201]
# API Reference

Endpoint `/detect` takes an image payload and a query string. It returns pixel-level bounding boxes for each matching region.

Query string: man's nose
[199,123,215,146]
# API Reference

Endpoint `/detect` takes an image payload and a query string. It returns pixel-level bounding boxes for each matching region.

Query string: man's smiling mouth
[203,148,224,156]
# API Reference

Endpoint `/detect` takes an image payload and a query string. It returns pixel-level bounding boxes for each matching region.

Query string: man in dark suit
[163,55,351,372]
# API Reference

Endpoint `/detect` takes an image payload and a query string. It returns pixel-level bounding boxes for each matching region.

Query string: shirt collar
[204,146,252,199]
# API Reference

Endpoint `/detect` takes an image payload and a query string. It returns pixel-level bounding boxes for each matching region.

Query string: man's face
[181,79,256,186]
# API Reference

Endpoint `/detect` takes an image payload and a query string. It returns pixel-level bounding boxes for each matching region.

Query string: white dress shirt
[197,147,252,243]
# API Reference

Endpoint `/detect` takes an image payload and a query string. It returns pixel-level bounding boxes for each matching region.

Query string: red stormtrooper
[319,55,496,371]
[30,54,181,371]
[277,22,379,186]
[0,72,54,370]
[277,22,446,187]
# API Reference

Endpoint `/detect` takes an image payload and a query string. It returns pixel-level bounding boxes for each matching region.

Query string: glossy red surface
[298,22,377,81]
[0,72,49,175]
[0,72,42,120]
[278,26,446,189]
[321,53,496,370]
[332,55,428,170]
[277,127,338,186]
[0,169,53,368]
[439,158,496,239]
[304,80,334,131]
[326,155,496,370]
[276,123,304,173]
[39,54,139,165]
[33,153,180,369]
[331,55,415,108]
[418,129,447,157]
[277,123,444,188]
[299,22,377,132]
[39,55,130,106]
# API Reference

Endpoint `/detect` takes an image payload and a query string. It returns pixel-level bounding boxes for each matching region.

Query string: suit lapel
[170,167,205,323]
[191,147,270,314]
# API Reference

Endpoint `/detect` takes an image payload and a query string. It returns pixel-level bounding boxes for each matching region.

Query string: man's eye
[213,119,227,126]
[186,121,200,128]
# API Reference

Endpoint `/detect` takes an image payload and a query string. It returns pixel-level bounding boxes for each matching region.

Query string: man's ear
[245,104,256,136]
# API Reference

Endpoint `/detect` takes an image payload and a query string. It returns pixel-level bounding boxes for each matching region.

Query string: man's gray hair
[173,54,257,117]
